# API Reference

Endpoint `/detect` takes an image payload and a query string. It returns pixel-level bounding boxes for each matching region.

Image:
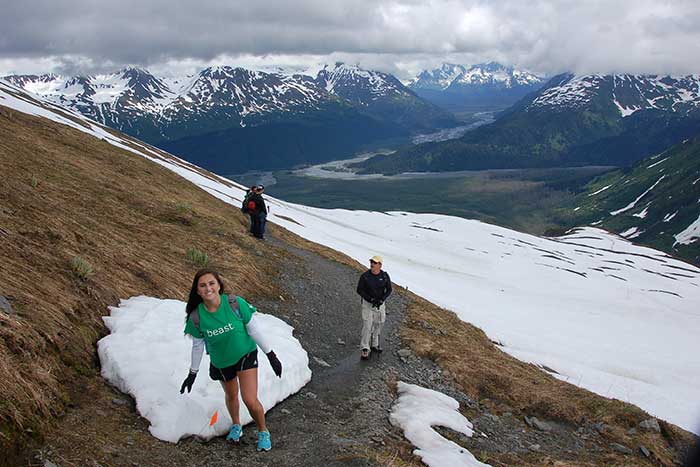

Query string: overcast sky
[2,0,699,79]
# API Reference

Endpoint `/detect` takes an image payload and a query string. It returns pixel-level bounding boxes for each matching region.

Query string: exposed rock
[312,356,332,367]
[524,416,552,432]
[0,295,14,315]
[529,444,541,452]
[639,418,661,432]
[639,445,652,458]
[302,391,318,400]
[43,461,58,467]
[611,443,633,455]
[594,422,611,434]
[397,348,412,358]
[336,338,346,345]
[111,398,128,406]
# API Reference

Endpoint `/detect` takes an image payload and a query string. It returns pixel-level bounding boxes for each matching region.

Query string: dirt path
[34,231,465,467]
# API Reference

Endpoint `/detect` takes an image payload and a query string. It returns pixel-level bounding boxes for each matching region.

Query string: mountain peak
[409,62,543,91]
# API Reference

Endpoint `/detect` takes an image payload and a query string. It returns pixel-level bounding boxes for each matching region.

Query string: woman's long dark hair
[185,269,226,320]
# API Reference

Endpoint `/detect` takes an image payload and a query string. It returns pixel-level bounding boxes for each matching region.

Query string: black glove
[180,370,197,394]
[266,351,282,378]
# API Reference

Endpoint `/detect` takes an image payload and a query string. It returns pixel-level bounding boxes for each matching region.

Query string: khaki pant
[360,299,386,350]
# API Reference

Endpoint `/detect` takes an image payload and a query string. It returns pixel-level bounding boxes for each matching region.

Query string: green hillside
[559,138,700,265]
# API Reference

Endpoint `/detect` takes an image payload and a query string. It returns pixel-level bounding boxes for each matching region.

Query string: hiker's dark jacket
[356,270,392,303]
[250,192,267,215]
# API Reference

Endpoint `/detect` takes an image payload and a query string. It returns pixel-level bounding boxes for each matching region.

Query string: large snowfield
[2,80,700,463]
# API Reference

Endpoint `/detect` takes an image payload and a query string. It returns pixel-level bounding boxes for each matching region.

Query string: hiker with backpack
[356,255,392,360]
[179,268,283,451]
[241,186,256,234]
[249,185,268,240]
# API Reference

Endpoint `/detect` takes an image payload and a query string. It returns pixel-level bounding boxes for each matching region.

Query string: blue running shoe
[226,424,242,442]
[257,430,272,452]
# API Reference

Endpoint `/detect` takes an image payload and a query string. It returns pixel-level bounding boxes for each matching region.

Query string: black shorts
[209,349,258,382]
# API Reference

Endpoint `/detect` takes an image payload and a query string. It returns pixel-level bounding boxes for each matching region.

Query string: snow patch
[98,296,311,442]
[610,176,666,216]
[390,382,490,467]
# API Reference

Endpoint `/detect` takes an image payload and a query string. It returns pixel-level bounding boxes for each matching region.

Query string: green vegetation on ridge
[560,137,700,265]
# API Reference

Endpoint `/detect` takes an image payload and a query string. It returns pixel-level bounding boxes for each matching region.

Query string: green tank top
[184,294,257,369]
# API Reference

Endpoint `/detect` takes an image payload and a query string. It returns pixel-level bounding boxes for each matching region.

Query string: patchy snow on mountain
[2,82,700,439]
[610,176,666,215]
[316,62,412,101]
[530,73,700,116]
[674,214,700,245]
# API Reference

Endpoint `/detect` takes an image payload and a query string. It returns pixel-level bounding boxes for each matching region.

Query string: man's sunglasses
[370,260,379,264]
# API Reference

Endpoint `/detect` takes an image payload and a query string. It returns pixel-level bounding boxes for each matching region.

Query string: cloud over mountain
[2,0,700,78]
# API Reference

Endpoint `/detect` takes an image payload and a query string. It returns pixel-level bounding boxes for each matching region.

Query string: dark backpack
[241,192,251,213]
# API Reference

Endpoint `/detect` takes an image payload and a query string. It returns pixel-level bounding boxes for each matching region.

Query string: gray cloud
[2,0,700,78]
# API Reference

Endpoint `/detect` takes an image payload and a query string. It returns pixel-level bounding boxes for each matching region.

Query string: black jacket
[356,270,392,304]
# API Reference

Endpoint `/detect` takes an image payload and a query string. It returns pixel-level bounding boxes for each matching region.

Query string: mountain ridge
[356,72,700,174]
[5,64,456,173]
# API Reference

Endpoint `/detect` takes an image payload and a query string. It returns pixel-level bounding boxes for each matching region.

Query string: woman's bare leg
[221,379,240,425]
[237,368,267,431]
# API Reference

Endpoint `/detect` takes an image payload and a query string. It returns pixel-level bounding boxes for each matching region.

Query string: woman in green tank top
[179,268,282,452]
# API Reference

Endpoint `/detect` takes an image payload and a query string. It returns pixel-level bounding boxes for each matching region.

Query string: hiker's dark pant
[259,213,267,238]
[252,213,264,238]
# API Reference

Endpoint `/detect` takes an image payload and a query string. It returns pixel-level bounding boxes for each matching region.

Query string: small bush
[186,248,209,267]
[30,175,39,188]
[175,202,192,214]
[70,256,93,280]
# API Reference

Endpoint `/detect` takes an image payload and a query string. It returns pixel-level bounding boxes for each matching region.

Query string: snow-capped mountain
[410,62,543,91]
[5,65,455,173]
[528,73,700,116]
[408,62,545,112]
[316,62,413,105]
[314,62,456,130]
[407,63,467,91]
[358,71,700,175]
[4,66,331,136]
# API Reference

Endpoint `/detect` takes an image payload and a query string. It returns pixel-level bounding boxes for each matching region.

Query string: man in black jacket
[356,255,392,359]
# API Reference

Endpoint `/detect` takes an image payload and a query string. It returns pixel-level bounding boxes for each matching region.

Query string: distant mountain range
[561,137,700,265]
[4,63,456,173]
[407,62,546,112]
[356,72,700,174]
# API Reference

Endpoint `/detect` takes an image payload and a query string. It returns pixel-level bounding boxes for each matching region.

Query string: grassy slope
[0,104,696,466]
[0,106,281,463]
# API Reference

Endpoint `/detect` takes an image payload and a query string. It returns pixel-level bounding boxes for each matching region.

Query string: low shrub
[186,248,208,267]
[70,256,93,280]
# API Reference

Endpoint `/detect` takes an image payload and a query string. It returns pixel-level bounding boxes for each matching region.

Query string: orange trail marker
[209,411,219,426]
